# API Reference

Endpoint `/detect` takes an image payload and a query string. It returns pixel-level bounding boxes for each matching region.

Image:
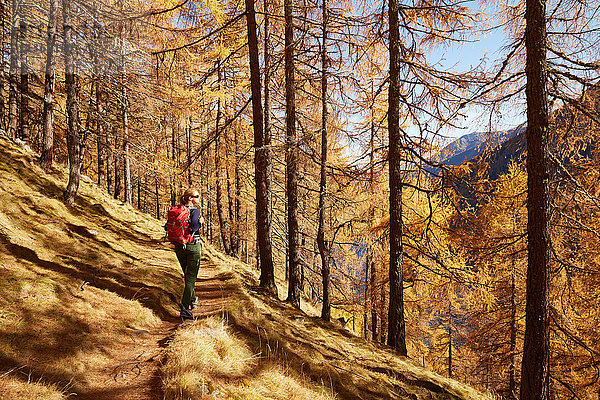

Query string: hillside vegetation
[0,136,492,400]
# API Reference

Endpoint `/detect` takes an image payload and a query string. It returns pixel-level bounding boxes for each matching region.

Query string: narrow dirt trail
[76,258,238,400]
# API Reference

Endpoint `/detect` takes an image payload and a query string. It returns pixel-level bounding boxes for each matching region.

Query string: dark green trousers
[174,242,202,309]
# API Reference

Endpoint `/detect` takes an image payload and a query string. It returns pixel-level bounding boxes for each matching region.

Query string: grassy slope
[0,136,493,400]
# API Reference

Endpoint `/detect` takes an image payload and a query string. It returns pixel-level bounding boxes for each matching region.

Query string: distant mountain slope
[0,136,493,400]
[438,132,487,165]
[439,124,526,167]
[445,86,599,196]
[476,128,527,180]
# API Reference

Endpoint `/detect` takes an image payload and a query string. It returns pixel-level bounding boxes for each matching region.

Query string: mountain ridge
[438,124,526,168]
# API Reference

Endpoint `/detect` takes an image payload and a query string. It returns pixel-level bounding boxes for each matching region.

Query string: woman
[174,188,204,320]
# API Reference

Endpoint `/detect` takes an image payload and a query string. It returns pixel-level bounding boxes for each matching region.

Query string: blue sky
[424,7,527,143]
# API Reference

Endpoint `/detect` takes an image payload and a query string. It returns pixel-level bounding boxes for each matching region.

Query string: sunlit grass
[162,316,336,400]
[0,374,68,400]
[164,316,256,379]
[0,258,160,385]
[226,365,337,400]
[162,316,256,399]
[0,136,495,400]
[0,137,165,395]
[209,247,497,400]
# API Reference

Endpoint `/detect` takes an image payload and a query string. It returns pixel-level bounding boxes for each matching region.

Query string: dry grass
[163,317,256,379]
[225,365,336,400]
[207,251,497,400]
[0,251,161,390]
[0,137,169,396]
[162,316,255,399]
[0,136,494,400]
[162,316,336,400]
[0,374,68,400]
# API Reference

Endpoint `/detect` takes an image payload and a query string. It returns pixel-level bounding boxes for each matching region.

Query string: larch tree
[520,0,551,395]
[41,0,59,170]
[17,0,28,142]
[119,9,132,205]
[258,0,278,295]
[214,66,232,255]
[2,1,597,396]
[122,84,132,204]
[62,0,82,205]
[452,164,527,396]
[7,0,19,139]
[387,0,407,355]
[92,8,106,189]
[317,0,330,321]
[285,0,301,308]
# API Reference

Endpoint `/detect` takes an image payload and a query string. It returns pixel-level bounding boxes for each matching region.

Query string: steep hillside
[0,135,493,400]
[473,129,527,180]
[436,124,523,167]
[438,132,487,165]
[445,87,599,183]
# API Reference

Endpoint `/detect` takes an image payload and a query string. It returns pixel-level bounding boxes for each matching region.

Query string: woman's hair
[179,188,199,205]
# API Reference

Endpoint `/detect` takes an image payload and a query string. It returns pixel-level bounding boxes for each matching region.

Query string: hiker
[166,188,204,320]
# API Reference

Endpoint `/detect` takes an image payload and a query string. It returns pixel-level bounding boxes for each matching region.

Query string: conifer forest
[0,0,599,397]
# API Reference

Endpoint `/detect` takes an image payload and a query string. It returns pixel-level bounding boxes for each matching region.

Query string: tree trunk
[120,21,131,204]
[448,295,453,378]
[83,81,95,144]
[170,121,176,205]
[371,261,378,341]
[380,289,387,345]
[142,171,148,212]
[520,0,550,394]
[107,148,113,195]
[62,0,82,205]
[113,125,122,200]
[106,129,114,195]
[96,67,106,188]
[18,8,28,142]
[233,127,241,257]
[123,86,132,204]
[245,209,249,263]
[264,0,274,246]
[364,255,369,338]
[369,92,378,342]
[207,142,213,241]
[186,119,192,186]
[40,0,58,170]
[285,0,300,308]
[318,0,331,321]
[200,120,205,232]
[246,0,277,295]
[8,0,19,139]
[0,0,7,130]
[263,0,271,150]
[227,167,236,254]
[137,167,141,209]
[509,252,517,399]
[215,66,231,254]
[387,0,408,356]
[155,173,160,219]
[115,12,126,201]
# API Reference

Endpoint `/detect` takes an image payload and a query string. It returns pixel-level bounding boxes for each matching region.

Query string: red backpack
[166,205,193,244]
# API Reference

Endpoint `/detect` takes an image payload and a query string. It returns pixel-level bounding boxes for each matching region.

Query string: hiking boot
[180,308,193,320]
[191,296,198,310]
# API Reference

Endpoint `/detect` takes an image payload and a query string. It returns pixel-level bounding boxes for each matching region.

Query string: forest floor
[0,135,494,400]
[70,259,232,400]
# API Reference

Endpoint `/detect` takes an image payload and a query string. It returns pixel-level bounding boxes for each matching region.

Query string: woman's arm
[188,208,202,235]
